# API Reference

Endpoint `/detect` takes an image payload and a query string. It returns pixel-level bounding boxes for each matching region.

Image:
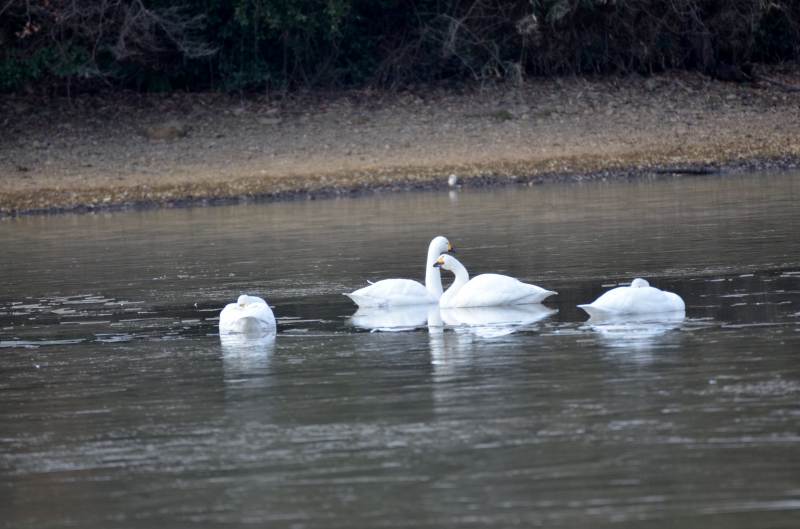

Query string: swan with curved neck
[433,254,557,308]
[219,294,276,335]
[345,236,454,307]
[578,278,685,318]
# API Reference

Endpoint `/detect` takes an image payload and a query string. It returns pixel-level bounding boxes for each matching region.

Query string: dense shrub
[1,0,798,93]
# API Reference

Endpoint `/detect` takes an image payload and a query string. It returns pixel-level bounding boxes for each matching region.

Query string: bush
[0,0,213,93]
[0,0,798,94]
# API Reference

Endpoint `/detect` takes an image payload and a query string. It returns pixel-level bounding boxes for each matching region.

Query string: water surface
[2,172,800,528]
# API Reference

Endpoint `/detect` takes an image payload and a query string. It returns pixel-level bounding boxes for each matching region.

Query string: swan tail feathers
[345,293,386,308]
[344,292,363,304]
[577,304,609,318]
[520,288,557,304]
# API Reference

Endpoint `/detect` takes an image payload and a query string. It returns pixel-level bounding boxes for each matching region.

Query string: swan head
[433,254,457,270]
[631,278,650,288]
[237,294,266,307]
[431,235,455,255]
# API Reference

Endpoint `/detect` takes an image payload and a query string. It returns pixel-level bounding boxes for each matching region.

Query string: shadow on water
[1,171,800,527]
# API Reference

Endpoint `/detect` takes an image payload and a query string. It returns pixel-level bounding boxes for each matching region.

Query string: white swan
[345,236,453,307]
[578,278,685,318]
[219,294,276,335]
[434,254,557,308]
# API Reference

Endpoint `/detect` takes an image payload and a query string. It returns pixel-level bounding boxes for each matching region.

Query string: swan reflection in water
[350,304,557,382]
[350,303,554,383]
[220,332,276,385]
[440,305,557,338]
[349,304,442,332]
[583,311,686,354]
[427,305,554,381]
[349,303,555,337]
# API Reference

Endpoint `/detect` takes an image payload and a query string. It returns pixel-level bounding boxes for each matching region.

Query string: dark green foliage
[1,0,798,94]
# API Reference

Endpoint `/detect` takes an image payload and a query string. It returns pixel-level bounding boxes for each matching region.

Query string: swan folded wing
[345,279,435,307]
[451,274,555,307]
[219,300,276,334]
[222,315,270,334]
[662,291,686,312]
[581,286,684,315]
[515,283,557,304]
[576,303,613,319]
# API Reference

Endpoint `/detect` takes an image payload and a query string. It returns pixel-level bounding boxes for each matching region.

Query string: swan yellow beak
[447,242,455,253]
[433,256,446,268]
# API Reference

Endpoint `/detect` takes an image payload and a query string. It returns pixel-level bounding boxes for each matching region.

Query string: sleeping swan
[345,236,454,307]
[578,278,685,318]
[434,254,557,308]
[219,294,276,335]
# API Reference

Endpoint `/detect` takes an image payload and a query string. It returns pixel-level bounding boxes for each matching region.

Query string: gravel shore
[2,68,799,217]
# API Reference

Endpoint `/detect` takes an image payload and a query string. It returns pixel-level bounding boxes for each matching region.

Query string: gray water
[1,172,799,528]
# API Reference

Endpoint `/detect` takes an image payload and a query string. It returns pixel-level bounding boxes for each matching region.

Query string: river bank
[2,68,799,217]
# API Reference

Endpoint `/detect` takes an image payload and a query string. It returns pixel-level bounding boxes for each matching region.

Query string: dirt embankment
[1,69,800,216]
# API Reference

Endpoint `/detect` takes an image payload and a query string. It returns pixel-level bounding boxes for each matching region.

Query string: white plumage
[434,254,557,308]
[346,278,437,308]
[345,236,453,307]
[219,294,276,335]
[578,278,685,318]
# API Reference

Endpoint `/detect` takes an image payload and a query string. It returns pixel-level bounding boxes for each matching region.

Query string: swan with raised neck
[345,236,454,307]
[433,254,557,308]
[424,235,451,298]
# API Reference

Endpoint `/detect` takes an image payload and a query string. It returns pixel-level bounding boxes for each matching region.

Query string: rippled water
[1,172,799,528]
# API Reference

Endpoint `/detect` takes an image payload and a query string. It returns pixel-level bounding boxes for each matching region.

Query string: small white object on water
[447,174,459,187]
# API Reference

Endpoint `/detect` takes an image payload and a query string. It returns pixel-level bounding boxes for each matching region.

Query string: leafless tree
[3,0,214,86]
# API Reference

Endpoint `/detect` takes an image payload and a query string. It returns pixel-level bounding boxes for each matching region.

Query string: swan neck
[425,242,444,298]
[440,260,469,306]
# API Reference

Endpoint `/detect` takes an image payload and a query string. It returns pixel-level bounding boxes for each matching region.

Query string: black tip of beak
[448,247,456,254]
[433,262,442,268]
